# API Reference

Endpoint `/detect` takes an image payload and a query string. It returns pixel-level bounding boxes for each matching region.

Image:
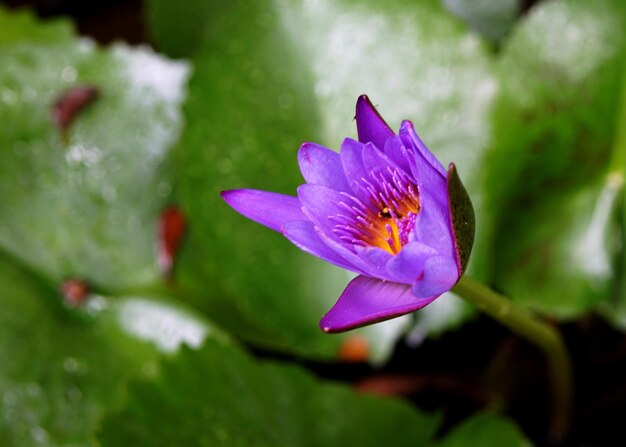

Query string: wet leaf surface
[482,0,626,317]
[97,336,441,447]
[0,253,218,446]
[0,30,190,292]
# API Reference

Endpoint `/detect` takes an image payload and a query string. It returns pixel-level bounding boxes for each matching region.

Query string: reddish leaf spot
[157,206,187,279]
[61,279,90,308]
[52,85,100,131]
[338,335,369,363]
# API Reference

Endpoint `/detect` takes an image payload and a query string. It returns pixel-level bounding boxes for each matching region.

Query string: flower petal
[355,95,394,149]
[412,190,454,255]
[221,189,305,232]
[361,141,408,179]
[320,275,438,333]
[298,142,351,192]
[316,229,383,276]
[282,220,363,273]
[385,241,439,284]
[339,138,372,203]
[399,120,447,178]
[354,245,395,279]
[411,256,459,298]
[383,135,412,174]
[297,184,349,237]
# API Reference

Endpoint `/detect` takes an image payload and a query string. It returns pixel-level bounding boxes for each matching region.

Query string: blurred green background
[0,0,624,445]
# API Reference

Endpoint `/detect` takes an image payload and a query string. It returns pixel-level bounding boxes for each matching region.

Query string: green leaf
[493,177,622,316]
[436,413,532,447]
[0,253,218,446]
[443,0,520,43]
[145,0,220,57]
[0,6,74,47]
[149,0,496,359]
[482,0,626,317]
[447,163,476,273]
[0,30,190,292]
[97,337,440,447]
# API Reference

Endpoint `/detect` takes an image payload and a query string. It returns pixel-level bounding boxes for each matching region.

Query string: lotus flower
[221,96,474,332]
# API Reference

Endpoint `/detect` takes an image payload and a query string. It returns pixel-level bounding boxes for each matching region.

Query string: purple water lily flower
[221,96,474,333]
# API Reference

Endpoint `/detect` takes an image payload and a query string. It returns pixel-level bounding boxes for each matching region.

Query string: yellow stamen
[388,220,402,254]
[339,170,421,254]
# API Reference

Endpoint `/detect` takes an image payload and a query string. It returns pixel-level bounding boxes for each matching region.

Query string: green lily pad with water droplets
[0,5,74,47]
[481,0,626,317]
[97,336,441,447]
[0,24,189,293]
[0,252,220,446]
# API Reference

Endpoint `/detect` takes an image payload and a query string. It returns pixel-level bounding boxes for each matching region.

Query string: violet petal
[383,135,412,174]
[361,141,408,180]
[354,245,395,280]
[297,184,349,237]
[404,145,447,199]
[412,190,454,255]
[355,95,394,149]
[411,255,459,298]
[398,150,446,206]
[221,189,306,232]
[339,138,371,203]
[282,220,363,273]
[298,142,351,192]
[399,120,447,178]
[314,230,385,277]
[385,241,439,284]
[320,275,438,333]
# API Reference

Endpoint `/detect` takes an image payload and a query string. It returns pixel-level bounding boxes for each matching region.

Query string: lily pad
[0,253,218,446]
[0,6,73,47]
[149,0,496,359]
[436,412,531,447]
[482,0,626,317]
[443,0,520,43]
[0,27,190,292]
[97,337,440,447]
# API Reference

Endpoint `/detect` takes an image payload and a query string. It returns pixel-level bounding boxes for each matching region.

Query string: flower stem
[452,275,572,441]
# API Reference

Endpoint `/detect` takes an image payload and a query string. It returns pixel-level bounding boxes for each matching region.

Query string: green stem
[452,275,572,441]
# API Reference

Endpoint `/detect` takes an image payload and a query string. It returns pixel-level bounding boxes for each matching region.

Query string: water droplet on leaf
[63,357,79,373]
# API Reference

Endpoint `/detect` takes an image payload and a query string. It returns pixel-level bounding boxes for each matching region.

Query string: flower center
[332,167,420,255]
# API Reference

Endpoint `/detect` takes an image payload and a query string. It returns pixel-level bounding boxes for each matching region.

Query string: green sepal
[447,163,475,274]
